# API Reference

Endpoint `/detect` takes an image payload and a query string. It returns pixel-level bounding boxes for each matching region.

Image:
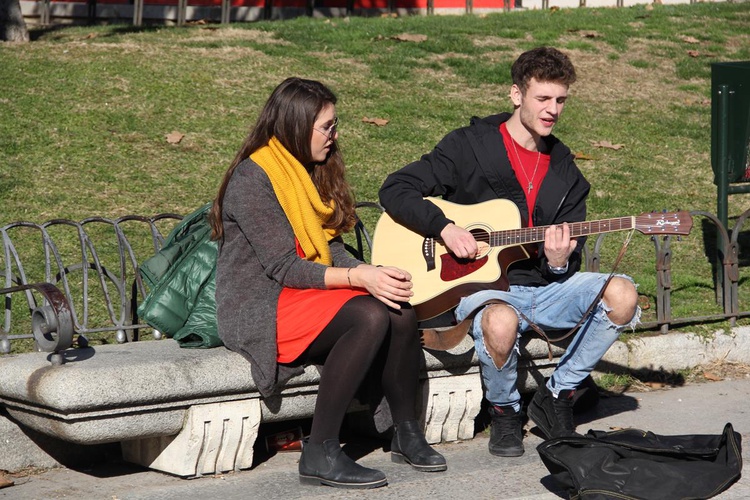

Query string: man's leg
[528,273,640,439]
[466,298,526,457]
[549,275,639,392]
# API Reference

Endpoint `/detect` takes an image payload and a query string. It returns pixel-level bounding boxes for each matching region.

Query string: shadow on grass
[28,20,193,42]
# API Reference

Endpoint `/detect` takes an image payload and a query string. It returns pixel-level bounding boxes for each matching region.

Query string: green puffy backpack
[137,203,222,348]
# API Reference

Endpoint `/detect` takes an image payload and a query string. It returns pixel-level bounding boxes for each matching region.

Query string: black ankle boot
[488,405,525,457]
[528,383,582,440]
[391,420,448,472]
[299,438,387,489]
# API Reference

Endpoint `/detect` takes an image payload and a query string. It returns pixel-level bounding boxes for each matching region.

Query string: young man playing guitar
[378,47,641,457]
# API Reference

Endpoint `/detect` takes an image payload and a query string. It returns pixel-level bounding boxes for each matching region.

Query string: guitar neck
[489,216,636,247]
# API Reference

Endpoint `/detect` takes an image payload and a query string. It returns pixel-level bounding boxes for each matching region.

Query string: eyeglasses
[313,116,338,141]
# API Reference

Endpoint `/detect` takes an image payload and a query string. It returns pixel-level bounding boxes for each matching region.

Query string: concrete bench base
[120,371,486,477]
[122,399,262,477]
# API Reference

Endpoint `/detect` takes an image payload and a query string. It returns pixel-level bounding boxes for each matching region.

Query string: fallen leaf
[590,140,624,151]
[680,35,700,44]
[645,381,665,389]
[83,33,98,39]
[362,116,389,126]
[165,131,185,144]
[0,474,13,489]
[574,151,595,160]
[392,33,428,43]
[687,50,700,58]
[703,371,724,381]
[550,5,559,11]
[637,295,651,310]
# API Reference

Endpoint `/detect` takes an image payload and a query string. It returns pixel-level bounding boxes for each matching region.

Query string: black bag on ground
[537,423,742,500]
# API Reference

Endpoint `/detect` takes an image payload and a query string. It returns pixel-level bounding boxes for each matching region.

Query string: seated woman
[208,77,446,489]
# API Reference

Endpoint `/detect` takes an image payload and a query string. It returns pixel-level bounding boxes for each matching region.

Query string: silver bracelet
[548,262,569,274]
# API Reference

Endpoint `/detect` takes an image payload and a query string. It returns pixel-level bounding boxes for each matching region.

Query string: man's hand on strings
[440,223,478,259]
[544,222,577,268]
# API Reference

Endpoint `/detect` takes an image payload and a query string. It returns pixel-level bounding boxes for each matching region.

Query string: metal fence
[0,213,181,361]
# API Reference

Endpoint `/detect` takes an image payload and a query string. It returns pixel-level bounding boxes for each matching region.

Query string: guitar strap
[421,230,635,361]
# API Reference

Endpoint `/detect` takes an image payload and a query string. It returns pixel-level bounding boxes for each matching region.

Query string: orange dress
[276,240,367,363]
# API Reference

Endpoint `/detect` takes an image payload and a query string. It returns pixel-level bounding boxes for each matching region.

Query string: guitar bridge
[422,238,436,271]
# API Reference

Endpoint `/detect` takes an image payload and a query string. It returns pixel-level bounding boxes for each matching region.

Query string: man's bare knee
[603,276,638,325]
[481,304,518,367]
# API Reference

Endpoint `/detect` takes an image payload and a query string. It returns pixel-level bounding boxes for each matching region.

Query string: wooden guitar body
[371,198,529,320]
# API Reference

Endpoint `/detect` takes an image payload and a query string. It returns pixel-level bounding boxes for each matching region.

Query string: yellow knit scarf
[251,137,338,265]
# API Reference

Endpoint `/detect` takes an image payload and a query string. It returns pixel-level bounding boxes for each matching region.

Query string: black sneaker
[528,383,582,440]
[488,405,524,457]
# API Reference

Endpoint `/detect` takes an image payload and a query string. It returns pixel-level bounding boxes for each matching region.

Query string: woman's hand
[350,265,413,309]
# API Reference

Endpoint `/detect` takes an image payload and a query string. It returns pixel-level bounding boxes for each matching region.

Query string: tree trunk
[0,0,29,43]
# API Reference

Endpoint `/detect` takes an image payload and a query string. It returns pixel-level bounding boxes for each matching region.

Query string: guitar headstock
[634,211,693,236]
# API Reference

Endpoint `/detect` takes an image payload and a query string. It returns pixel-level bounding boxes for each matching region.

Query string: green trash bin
[711,61,750,186]
[711,61,750,308]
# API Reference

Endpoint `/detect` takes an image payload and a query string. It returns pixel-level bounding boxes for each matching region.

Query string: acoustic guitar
[371,197,693,321]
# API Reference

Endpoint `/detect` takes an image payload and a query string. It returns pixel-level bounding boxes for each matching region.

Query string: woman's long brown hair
[209,78,357,241]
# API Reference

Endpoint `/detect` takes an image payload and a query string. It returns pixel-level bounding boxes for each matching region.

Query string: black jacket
[379,113,590,287]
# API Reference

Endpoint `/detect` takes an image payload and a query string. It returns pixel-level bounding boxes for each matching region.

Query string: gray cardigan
[215,158,363,398]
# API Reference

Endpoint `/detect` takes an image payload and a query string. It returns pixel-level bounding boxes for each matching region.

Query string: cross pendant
[527,182,533,193]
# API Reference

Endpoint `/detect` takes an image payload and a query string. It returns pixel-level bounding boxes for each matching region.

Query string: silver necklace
[510,137,541,193]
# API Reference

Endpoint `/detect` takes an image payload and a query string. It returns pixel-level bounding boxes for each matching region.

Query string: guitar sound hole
[470,228,490,259]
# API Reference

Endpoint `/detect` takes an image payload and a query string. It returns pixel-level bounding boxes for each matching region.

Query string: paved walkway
[3,377,749,500]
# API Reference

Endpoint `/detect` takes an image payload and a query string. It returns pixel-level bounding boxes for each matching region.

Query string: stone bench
[0,328,565,476]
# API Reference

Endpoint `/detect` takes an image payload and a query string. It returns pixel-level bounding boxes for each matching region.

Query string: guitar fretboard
[487,217,636,247]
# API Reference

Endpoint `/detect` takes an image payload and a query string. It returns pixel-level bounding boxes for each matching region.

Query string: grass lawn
[2,2,750,345]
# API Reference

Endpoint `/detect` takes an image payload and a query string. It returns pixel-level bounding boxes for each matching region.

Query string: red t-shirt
[499,122,551,226]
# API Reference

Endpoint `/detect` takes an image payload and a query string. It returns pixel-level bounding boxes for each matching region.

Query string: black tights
[299,295,421,444]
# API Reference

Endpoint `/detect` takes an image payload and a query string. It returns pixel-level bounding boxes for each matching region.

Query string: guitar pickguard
[439,254,488,282]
